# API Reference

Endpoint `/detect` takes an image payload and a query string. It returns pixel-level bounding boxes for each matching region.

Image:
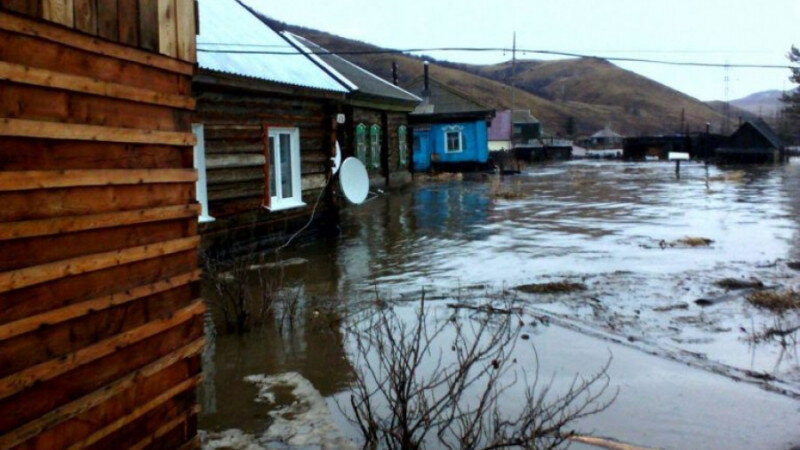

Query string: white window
[191,123,214,223]
[445,130,464,153]
[266,127,305,211]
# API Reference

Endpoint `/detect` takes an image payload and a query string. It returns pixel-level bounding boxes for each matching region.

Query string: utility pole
[511,31,516,111]
[723,61,731,134]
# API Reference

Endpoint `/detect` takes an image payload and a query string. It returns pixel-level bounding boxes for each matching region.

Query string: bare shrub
[203,252,283,334]
[341,297,616,449]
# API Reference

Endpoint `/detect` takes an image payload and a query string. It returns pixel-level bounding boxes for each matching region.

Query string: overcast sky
[249,0,799,101]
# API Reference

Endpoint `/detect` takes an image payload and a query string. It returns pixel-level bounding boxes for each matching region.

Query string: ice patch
[202,372,355,450]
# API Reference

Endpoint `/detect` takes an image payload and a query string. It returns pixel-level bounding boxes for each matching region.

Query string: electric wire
[195,45,795,70]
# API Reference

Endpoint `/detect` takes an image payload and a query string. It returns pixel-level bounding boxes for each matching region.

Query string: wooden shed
[284,32,421,190]
[716,119,784,163]
[0,1,202,449]
[193,0,349,256]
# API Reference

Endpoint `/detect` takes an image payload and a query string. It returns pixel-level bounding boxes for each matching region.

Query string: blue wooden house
[406,64,494,172]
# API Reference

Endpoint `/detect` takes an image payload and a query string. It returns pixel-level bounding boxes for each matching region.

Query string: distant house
[405,64,495,172]
[511,110,543,145]
[587,126,624,148]
[194,0,350,255]
[285,33,421,189]
[716,119,784,163]
[488,109,542,151]
[488,110,512,151]
[623,135,691,161]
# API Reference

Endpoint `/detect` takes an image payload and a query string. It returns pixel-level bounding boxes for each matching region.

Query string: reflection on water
[200,161,800,448]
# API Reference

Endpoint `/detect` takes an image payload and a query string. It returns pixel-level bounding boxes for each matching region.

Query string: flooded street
[200,160,800,449]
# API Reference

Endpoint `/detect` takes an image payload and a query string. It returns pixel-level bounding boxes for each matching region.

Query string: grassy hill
[264,18,730,136]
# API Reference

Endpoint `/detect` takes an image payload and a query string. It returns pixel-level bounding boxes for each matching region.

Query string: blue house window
[355,123,367,164]
[398,125,408,167]
[445,128,464,153]
[369,124,381,170]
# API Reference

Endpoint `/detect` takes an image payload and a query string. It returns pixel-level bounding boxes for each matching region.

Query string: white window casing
[267,127,306,211]
[444,125,464,153]
[192,123,215,223]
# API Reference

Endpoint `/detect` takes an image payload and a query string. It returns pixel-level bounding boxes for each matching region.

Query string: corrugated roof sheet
[284,32,421,105]
[196,0,347,93]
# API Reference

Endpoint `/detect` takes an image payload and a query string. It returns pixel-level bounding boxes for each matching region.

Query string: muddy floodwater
[200,160,800,449]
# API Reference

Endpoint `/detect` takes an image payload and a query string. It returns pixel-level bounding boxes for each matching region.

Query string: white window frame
[267,127,305,211]
[191,123,215,223]
[444,127,464,153]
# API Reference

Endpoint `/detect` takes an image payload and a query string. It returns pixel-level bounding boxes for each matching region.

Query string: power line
[195,45,794,69]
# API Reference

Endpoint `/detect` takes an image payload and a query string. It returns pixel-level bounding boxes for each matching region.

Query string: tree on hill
[779,46,800,144]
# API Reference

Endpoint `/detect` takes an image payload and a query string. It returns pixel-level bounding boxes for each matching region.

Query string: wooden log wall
[195,84,339,255]
[0,7,202,450]
[0,0,196,62]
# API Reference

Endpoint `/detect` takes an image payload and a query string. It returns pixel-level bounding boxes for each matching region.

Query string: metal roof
[406,77,490,115]
[488,110,511,140]
[285,32,421,105]
[745,119,783,148]
[196,0,348,93]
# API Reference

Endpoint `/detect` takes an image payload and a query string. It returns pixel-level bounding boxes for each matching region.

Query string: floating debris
[707,170,746,182]
[676,237,714,247]
[714,277,764,290]
[652,302,689,312]
[787,261,800,271]
[654,237,714,249]
[747,290,800,313]
[515,282,587,294]
[491,190,527,200]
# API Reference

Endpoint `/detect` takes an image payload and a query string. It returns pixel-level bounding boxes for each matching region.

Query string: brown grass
[747,290,800,313]
[515,282,587,294]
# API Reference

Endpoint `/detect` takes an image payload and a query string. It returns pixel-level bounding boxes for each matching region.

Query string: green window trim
[355,123,367,164]
[398,125,408,167]
[369,124,381,170]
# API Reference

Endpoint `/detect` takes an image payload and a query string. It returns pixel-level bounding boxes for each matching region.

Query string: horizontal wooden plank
[0,61,195,109]
[0,183,196,222]
[129,406,200,450]
[0,270,200,341]
[0,169,196,191]
[0,215,195,272]
[65,377,199,450]
[0,338,204,449]
[206,154,265,169]
[0,236,199,293]
[302,173,328,191]
[0,119,195,145]
[0,139,190,171]
[207,167,264,184]
[0,204,200,241]
[0,9,194,75]
[0,299,205,400]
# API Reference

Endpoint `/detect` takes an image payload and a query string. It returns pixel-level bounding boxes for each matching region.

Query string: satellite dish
[339,157,369,204]
[331,141,342,175]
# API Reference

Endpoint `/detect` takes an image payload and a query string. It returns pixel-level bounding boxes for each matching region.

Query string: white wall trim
[192,123,215,223]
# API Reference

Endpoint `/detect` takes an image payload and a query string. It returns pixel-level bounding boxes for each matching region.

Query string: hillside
[454,59,732,135]
[729,90,785,117]
[264,18,730,136]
